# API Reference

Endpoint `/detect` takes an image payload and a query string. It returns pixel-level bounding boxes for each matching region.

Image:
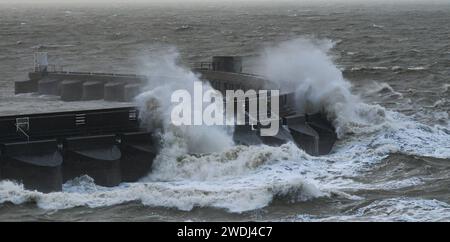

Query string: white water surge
[254,38,387,138]
[1,38,449,218]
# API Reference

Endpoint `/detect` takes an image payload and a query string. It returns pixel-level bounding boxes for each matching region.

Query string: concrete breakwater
[0,107,158,192]
[1,56,337,193]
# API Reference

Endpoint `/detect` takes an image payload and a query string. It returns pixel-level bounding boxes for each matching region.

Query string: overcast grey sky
[0,0,448,3]
[0,0,448,8]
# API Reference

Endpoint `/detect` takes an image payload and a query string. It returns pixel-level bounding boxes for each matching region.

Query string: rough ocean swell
[1,107,449,220]
[0,2,449,221]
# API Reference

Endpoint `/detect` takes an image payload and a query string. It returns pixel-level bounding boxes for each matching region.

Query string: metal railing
[192,62,213,70]
[34,64,64,73]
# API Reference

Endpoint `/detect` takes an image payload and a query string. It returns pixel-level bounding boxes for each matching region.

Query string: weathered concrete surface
[104,82,125,102]
[15,79,38,94]
[60,80,83,101]
[124,84,141,102]
[38,77,60,95]
[82,81,104,100]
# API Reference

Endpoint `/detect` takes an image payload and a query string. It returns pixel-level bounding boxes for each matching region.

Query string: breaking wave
[294,198,450,222]
[254,38,387,138]
[1,111,449,213]
[135,47,234,155]
[365,82,403,99]
[1,38,449,216]
[344,65,429,74]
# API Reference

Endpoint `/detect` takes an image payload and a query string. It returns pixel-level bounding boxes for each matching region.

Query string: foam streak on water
[0,110,449,216]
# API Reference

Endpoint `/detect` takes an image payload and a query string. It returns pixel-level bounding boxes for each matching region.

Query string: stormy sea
[0,1,449,221]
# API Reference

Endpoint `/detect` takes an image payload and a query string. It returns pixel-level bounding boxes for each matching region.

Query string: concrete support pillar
[0,140,63,193]
[60,80,83,101]
[124,84,141,102]
[82,81,104,100]
[15,79,38,94]
[104,82,125,102]
[38,78,60,95]
[119,132,157,182]
[62,135,122,187]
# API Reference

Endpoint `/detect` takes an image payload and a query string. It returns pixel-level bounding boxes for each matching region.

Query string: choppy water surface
[0,2,449,221]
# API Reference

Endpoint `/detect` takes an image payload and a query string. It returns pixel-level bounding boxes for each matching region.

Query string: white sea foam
[294,198,450,222]
[365,82,403,99]
[1,109,448,213]
[372,24,385,29]
[0,146,327,213]
[407,66,427,71]
[1,39,449,217]
[254,38,387,138]
[135,47,234,155]
[442,84,450,94]
[0,112,447,215]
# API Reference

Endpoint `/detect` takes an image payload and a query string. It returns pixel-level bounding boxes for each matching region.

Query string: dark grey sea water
[0,2,449,221]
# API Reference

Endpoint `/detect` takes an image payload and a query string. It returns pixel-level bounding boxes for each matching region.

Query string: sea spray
[254,38,387,138]
[1,95,449,214]
[0,143,329,213]
[2,39,449,216]
[134,47,234,177]
[1,114,448,213]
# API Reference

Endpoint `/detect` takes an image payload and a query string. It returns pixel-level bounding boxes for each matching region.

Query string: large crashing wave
[1,38,449,215]
[255,38,387,138]
[135,47,234,154]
